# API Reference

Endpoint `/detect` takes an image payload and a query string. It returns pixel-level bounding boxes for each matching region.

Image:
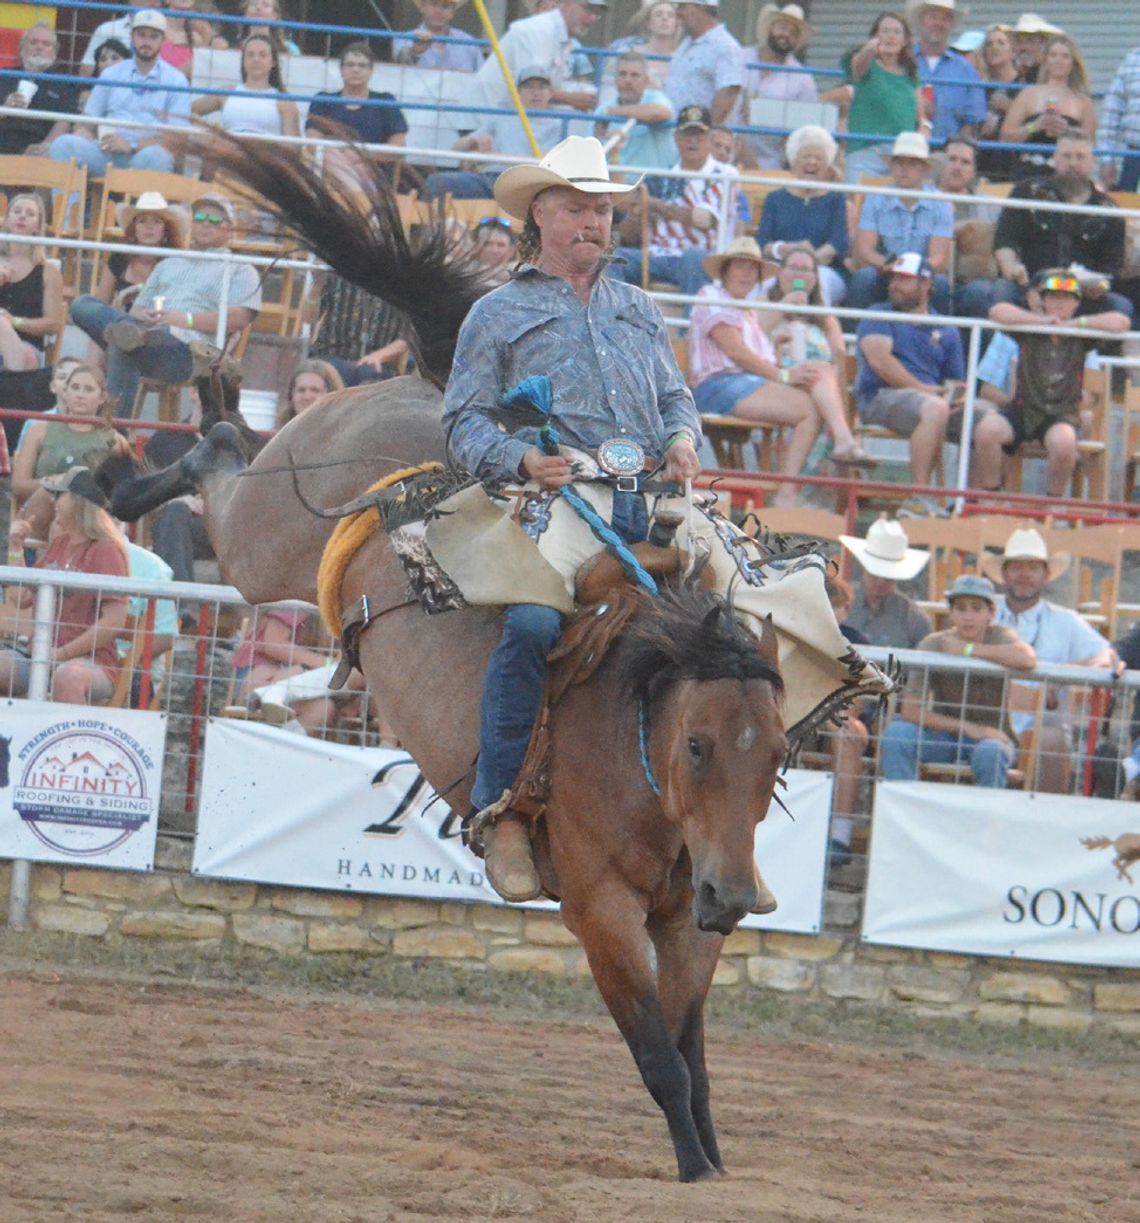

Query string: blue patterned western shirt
[444,264,700,483]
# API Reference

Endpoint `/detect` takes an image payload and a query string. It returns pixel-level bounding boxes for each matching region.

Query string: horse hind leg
[648,909,726,1173]
[566,896,718,1182]
[112,421,248,521]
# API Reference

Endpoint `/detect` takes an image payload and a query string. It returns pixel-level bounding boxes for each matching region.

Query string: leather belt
[588,474,685,496]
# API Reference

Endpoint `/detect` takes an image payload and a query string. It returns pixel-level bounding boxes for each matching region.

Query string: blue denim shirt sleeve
[443,266,700,483]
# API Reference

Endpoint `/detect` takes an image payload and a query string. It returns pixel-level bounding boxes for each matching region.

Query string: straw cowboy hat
[981,527,1070,584]
[757,5,814,49]
[1009,12,1064,37]
[115,191,190,247]
[701,235,764,282]
[906,0,966,23]
[494,135,639,221]
[840,516,930,582]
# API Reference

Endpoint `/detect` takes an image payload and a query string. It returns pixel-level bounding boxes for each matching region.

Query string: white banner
[0,699,166,871]
[194,720,832,933]
[863,781,1140,968]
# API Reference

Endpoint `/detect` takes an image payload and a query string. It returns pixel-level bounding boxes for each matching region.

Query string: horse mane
[619,586,784,701]
[167,129,490,389]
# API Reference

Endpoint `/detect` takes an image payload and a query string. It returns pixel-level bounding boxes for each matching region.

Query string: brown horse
[111,133,798,1180]
[119,413,787,1180]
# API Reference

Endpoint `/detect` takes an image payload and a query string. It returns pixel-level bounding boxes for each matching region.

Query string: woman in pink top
[688,237,862,507]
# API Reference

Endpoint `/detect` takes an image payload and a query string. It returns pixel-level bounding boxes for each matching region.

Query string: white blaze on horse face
[736,724,756,753]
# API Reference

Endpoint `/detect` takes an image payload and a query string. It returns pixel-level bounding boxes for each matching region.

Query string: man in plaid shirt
[611,104,738,297]
[1098,46,1140,191]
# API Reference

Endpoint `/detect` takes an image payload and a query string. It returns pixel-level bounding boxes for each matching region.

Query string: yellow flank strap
[316,463,443,639]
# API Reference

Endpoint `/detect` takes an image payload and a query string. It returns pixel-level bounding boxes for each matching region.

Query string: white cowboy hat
[702,235,764,282]
[756,5,814,49]
[494,135,639,222]
[891,131,931,161]
[115,191,190,247]
[1009,12,1064,36]
[906,0,966,22]
[980,527,1070,584]
[840,517,930,582]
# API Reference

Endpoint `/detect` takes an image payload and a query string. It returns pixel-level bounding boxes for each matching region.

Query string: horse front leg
[648,905,726,1173]
[563,889,719,1183]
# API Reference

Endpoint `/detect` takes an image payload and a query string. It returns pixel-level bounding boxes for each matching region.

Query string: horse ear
[702,603,723,630]
[757,613,779,667]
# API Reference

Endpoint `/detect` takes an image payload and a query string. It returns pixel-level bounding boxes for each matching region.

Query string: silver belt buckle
[597,437,646,478]
[616,474,640,493]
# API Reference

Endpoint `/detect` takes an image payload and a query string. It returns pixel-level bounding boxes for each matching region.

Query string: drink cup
[15,80,38,103]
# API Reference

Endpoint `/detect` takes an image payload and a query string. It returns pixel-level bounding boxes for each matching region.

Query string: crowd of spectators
[4,0,1140,757]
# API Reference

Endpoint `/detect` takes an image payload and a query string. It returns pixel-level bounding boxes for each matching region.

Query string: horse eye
[688,736,703,759]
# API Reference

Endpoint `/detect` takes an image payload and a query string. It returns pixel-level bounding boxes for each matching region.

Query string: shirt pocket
[605,307,660,343]
[504,312,559,347]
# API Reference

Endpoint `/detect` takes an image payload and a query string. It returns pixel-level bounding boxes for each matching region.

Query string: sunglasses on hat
[1038,274,1079,295]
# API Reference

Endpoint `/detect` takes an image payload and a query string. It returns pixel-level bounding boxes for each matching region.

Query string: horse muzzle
[693,878,754,935]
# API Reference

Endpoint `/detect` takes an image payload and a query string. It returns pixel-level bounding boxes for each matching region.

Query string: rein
[638,696,661,797]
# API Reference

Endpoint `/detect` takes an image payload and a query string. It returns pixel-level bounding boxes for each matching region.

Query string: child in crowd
[972,269,1130,495]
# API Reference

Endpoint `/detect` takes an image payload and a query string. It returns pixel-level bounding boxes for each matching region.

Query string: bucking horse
[114,133,889,1182]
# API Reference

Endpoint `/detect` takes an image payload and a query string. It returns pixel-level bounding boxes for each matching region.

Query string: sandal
[830,445,878,467]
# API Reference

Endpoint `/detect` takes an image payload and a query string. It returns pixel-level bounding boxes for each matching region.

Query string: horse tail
[112,422,248,522]
[1080,836,1113,850]
[166,130,490,389]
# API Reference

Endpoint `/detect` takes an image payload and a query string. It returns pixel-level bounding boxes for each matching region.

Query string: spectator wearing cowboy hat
[849,131,953,315]
[393,0,484,72]
[665,0,746,126]
[423,66,564,200]
[70,192,261,413]
[90,192,190,312]
[1008,12,1065,83]
[982,526,1116,793]
[971,269,1130,497]
[840,515,933,649]
[881,573,1036,788]
[907,1,987,145]
[854,253,970,515]
[743,4,818,170]
[49,10,190,179]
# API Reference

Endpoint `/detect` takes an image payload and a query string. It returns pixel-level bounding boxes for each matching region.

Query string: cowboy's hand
[664,439,700,482]
[4,91,28,109]
[520,446,572,489]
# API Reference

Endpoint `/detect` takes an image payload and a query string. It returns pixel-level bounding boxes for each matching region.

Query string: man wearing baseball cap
[971,269,1130,498]
[70,191,261,412]
[881,572,1036,788]
[854,253,965,516]
[612,103,738,296]
[666,2,746,126]
[49,10,189,180]
[424,67,564,200]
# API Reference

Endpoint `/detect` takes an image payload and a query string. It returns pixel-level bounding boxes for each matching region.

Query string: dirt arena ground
[2,950,1136,1223]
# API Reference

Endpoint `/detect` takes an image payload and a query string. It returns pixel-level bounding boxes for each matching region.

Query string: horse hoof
[679,1163,720,1183]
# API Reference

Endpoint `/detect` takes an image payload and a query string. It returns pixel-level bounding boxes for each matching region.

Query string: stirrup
[463,789,512,856]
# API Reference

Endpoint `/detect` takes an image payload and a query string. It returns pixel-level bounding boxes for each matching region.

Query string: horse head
[624,592,786,935]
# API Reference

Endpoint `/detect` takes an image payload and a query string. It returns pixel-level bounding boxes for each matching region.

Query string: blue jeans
[471,490,649,810]
[422,169,499,200]
[610,246,710,297]
[71,295,194,415]
[49,133,173,220]
[880,717,1014,788]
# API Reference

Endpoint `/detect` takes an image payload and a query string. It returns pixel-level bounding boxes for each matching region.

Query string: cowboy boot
[751,864,778,915]
[483,812,542,903]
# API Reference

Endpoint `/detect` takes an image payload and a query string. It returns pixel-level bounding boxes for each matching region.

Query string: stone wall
[2,853,1137,1036]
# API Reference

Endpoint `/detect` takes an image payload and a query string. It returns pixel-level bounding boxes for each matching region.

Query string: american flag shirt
[648,155,739,258]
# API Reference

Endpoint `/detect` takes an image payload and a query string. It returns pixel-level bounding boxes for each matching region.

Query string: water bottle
[788,320,807,365]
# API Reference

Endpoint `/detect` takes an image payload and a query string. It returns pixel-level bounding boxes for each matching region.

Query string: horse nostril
[698,879,717,911]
